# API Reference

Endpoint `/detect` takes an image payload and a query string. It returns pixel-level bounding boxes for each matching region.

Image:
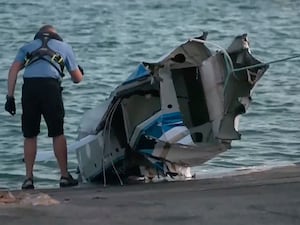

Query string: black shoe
[59,173,78,188]
[22,177,34,190]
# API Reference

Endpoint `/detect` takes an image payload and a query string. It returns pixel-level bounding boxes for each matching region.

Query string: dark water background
[0,0,300,189]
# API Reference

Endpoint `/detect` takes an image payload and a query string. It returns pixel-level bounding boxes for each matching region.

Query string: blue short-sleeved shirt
[14,39,78,79]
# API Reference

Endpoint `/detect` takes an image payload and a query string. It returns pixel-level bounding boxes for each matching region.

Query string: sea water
[0,0,299,189]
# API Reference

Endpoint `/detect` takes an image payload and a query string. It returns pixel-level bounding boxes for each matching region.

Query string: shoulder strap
[34,31,63,41]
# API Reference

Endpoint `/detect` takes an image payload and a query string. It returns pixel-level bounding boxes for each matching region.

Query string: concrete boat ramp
[1,164,299,225]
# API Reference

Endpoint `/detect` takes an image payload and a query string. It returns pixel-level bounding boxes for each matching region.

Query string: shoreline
[1,164,300,225]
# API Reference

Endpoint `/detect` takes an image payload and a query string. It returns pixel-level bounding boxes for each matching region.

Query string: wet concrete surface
[1,164,299,225]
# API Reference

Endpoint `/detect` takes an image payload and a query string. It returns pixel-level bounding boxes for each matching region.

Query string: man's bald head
[34,24,63,41]
[38,25,57,34]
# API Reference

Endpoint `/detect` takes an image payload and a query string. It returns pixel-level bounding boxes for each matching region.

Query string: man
[5,25,84,189]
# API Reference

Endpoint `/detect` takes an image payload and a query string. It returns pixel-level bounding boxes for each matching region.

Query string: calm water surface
[0,0,300,189]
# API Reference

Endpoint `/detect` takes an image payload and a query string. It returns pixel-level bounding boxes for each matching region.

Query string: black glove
[5,95,16,116]
[78,65,84,75]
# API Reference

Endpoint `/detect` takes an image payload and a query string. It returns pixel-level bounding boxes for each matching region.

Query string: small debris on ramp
[0,190,60,206]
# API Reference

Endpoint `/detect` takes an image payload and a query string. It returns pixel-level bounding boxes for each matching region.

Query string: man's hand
[78,65,84,75]
[5,95,16,115]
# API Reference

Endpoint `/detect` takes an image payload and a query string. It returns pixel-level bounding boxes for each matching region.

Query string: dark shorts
[21,78,65,138]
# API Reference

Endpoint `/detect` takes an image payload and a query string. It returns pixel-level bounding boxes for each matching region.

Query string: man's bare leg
[53,134,69,178]
[24,137,37,178]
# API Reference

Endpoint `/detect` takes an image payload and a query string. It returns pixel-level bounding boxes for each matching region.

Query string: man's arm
[70,67,83,83]
[5,61,23,115]
[64,43,84,83]
[7,61,24,96]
